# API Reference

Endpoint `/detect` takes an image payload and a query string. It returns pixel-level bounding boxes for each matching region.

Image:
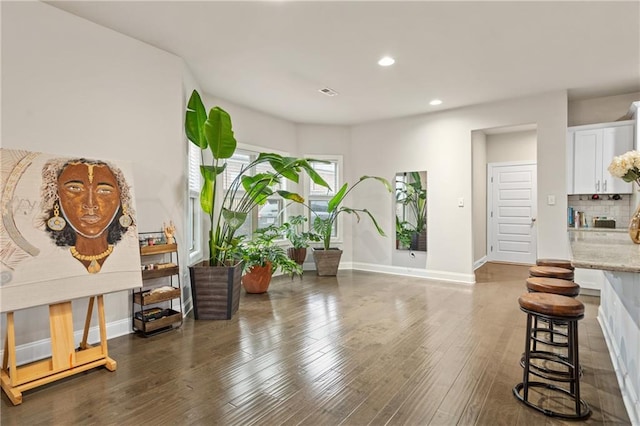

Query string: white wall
[486,130,537,163]
[296,125,353,261]
[1,2,184,353]
[206,95,298,154]
[569,92,640,126]
[350,91,569,283]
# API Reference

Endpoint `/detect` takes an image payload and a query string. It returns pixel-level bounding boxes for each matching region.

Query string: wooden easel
[1,295,116,405]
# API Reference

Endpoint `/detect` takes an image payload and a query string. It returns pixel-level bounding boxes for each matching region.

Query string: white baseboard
[351,262,475,285]
[473,256,487,270]
[598,306,640,426]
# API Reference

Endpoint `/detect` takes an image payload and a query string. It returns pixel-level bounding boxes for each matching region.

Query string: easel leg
[79,296,95,350]
[97,296,116,371]
[1,312,22,405]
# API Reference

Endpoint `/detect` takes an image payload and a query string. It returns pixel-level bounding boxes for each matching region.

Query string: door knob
[531,218,537,223]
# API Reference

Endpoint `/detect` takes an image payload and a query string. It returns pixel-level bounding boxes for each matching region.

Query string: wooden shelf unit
[132,234,182,336]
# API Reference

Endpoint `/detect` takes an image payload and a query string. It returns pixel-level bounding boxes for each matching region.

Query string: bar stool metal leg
[513,293,591,419]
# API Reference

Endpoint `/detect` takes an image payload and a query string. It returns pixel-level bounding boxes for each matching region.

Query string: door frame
[486,160,537,264]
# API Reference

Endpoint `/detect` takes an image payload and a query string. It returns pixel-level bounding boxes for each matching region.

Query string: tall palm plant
[185,90,330,266]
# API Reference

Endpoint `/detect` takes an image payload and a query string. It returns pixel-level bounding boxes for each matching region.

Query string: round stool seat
[529,265,574,281]
[536,258,574,271]
[518,292,584,318]
[526,277,580,297]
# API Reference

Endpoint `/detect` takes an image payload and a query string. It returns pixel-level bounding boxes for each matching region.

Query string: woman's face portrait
[57,163,121,238]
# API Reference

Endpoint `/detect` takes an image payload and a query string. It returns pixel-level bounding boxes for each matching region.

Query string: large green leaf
[300,159,331,190]
[185,90,208,149]
[241,173,277,193]
[241,175,274,206]
[222,208,248,230]
[199,166,215,214]
[204,107,237,160]
[276,190,304,203]
[269,156,300,183]
[361,208,386,236]
[360,175,393,192]
[328,183,348,213]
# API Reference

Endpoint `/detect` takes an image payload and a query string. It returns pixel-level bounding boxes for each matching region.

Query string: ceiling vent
[318,87,339,97]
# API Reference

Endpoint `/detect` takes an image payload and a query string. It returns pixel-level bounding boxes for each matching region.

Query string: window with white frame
[306,156,341,238]
[188,143,203,263]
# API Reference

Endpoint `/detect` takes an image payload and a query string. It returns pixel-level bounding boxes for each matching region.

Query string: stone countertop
[568,229,640,273]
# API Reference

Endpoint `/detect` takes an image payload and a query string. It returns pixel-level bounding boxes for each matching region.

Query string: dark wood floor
[1,263,631,425]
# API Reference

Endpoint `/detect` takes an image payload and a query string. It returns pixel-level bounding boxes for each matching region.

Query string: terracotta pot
[189,261,242,320]
[242,262,273,293]
[287,247,307,265]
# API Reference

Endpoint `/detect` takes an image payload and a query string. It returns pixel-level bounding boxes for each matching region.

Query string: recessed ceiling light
[318,87,339,97]
[429,99,443,106]
[378,56,395,67]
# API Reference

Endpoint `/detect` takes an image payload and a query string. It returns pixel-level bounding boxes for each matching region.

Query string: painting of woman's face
[57,163,121,238]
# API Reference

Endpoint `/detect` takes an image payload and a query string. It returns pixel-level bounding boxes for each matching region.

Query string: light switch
[458,197,464,207]
[547,195,556,205]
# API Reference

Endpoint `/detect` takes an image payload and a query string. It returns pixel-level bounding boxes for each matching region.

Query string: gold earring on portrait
[47,202,67,231]
[119,204,133,228]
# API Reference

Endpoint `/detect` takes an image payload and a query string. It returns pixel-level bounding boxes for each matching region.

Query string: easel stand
[1,295,116,405]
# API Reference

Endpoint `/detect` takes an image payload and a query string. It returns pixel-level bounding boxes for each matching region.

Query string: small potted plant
[280,215,321,267]
[239,226,302,293]
[311,175,392,276]
[395,216,414,250]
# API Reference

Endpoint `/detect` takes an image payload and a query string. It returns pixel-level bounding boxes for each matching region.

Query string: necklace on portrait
[70,245,114,274]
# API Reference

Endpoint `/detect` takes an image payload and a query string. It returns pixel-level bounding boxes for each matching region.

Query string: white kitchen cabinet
[567,120,634,194]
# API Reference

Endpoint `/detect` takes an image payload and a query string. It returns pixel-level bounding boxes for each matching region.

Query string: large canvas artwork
[0,149,142,312]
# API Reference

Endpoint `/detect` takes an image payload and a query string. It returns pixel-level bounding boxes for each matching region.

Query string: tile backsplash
[568,194,631,228]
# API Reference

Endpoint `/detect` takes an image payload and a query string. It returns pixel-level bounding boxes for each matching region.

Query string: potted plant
[395,216,413,250]
[311,175,392,276]
[239,225,302,293]
[280,215,321,267]
[185,90,329,318]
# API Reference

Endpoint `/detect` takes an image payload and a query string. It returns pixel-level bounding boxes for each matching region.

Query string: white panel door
[488,162,537,264]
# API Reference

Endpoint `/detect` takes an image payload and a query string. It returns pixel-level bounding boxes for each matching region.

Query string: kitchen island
[568,229,640,425]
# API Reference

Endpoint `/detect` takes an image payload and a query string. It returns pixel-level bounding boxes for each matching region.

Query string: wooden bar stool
[513,292,591,419]
[524,276,583,375]
[526,277,580,297]
[536,258,575,271]
[529,265,574,281]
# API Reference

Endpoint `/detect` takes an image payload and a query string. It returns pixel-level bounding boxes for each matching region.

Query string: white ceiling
[48,1,640,125]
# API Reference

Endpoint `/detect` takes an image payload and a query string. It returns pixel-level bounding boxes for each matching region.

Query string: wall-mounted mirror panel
[395,171,427,251]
